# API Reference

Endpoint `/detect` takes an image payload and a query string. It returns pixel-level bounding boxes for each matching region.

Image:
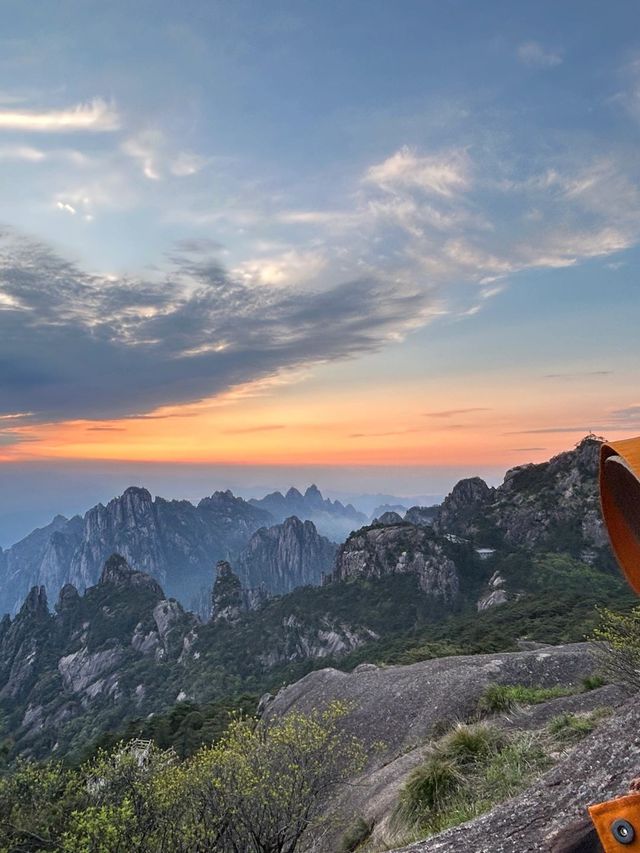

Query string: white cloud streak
[0,98,120,133]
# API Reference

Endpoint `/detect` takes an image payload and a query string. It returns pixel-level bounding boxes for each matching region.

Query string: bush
[0,704,366,853]
[548,708,612,745]
[593,606,640,692]
[396,756,464,827]
[582,673,606,691]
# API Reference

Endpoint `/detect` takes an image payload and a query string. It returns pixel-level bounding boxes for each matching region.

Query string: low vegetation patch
[547,708,613,745]
[339,816,374,852]
[392,722,550,840]
[477,683,575,714]
[390,709,612,848]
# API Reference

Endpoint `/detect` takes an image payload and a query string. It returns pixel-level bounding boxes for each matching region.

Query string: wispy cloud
[544,370,613,380]
[0,145,45,161]
[0,98,120,132]
[365,146,471,197]
[122,130,206,180]
[517,41,563,69]
[424,408,491,418]
[221,424,285,434]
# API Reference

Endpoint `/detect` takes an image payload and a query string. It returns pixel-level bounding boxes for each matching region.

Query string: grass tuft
[477,683,574,714]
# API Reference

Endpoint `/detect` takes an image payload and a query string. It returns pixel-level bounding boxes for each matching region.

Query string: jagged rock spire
[211,560,246,624]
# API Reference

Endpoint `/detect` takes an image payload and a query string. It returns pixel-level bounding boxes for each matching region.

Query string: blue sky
[0,0,639,543]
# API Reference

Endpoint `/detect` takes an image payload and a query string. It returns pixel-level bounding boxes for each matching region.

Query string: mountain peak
[285,487,303,500]
[121,486,153,501]
[99,554,164,598]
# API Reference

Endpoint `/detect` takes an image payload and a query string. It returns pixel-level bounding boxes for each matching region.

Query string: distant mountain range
[0,484,351,615]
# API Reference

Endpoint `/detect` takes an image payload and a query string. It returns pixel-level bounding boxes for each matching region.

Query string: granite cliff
[235,516,337,594]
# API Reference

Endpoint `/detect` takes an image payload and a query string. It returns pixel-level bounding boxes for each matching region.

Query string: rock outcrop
[235,516,337,594]
[329,522,460,600]
[211,560,248,624]
[434,436,609,557]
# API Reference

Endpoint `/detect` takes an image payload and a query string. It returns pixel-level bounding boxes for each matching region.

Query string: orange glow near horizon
[1,365,637,470]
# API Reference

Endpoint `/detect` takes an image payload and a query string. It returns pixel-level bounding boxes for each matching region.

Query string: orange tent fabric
[600,437,640,595]
[589,793,640,851]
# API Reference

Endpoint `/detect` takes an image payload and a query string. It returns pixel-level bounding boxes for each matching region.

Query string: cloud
[122,130,206,180]
[424,408,491,418]
[221,424,285,434]
[233,249,329,288]
[0,233,439,423]
[517,41,563,68]
[0,145,45,161]
[56,201,77,215]
[0,98,120,132]
[544,370,613,379]
[365,146,471,197]
[610,404,640,422]
[350,428,425,438]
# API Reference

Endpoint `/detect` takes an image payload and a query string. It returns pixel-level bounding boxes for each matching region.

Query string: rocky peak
[404,505,439,526]
[304,484,324,507]
[235,516,338,595]
[373,511,404,525]
[98,554,164,598]
[330,522,459,601]
[434,435,609,554]
[55,583,80,614]
[211,560,246,624]
[443,476,493,510]
[121,486,153,504]
[286,486,304,501]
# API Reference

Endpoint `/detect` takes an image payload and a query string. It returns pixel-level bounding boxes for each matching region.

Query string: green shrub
[393,724,549,839]
[593,606,640,692]
[339,816,373,852]
[396,757,464,828]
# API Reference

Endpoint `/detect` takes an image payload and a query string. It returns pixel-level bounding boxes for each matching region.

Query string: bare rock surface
[270,643,599,760]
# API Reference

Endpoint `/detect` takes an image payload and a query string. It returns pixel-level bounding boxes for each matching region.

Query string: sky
[1,0,640,543]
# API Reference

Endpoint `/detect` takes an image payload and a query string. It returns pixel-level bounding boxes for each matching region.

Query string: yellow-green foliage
[593,605,640,691]
[0,703,365,853]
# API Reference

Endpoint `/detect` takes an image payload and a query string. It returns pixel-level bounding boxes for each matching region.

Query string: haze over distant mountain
[248,485,366,541]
